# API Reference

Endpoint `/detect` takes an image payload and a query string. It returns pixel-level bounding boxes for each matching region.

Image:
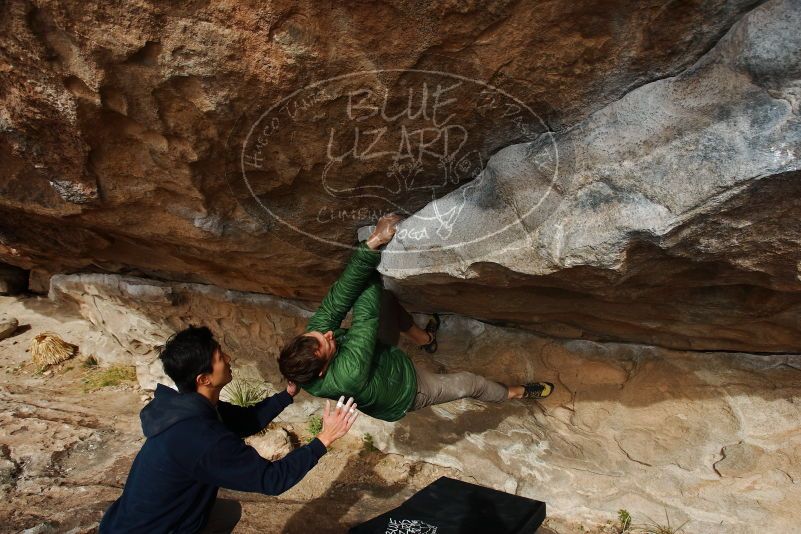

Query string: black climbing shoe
[522,382,554,400]
[419,313,440,354]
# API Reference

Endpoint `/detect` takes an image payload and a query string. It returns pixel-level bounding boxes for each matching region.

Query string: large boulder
[2,0,788,351]
[48,273,801,533]
[49,272,312,389]
[381,0,801,351]
[355,313,801,534]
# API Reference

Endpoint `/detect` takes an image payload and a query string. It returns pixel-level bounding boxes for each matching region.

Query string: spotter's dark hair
[159,326,219,393]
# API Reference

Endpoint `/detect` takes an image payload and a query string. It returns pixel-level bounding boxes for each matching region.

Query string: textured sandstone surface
[2,0,792,351]
[381,0,801,351]
[3,0,801,531]
[49,272,313,390]
[49,272,801,533]
[0,295,467,534]
[0,295,146,532]
[0,315,19,340]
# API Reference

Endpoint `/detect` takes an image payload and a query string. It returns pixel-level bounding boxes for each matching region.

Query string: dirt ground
[1,295,572,533]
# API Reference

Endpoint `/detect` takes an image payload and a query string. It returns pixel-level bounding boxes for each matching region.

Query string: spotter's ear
[195,372,211,388]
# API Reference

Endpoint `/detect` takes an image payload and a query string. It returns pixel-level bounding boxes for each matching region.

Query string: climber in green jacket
[278,214,554,422]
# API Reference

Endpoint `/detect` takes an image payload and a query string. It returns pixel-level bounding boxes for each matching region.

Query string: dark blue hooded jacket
[100,384,327,533]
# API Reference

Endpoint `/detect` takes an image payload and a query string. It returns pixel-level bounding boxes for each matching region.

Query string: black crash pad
[349,476,546,534]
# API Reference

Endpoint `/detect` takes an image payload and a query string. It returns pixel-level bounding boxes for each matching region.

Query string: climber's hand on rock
[366,213,403,249]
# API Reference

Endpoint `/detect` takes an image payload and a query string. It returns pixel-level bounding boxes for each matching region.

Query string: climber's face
[304,330,337,361]
[302,330,336,377]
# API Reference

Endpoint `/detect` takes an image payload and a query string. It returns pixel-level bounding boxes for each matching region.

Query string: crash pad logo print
[385,517,438,534]
[237,69,556,252]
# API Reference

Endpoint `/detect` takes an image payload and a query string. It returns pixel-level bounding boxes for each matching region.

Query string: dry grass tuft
[30,332,78,369]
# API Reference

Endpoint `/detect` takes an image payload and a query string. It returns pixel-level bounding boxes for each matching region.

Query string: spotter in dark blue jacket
[100,383,326,533]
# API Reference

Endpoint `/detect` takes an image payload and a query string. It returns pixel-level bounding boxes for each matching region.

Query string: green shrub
[307,415,323,438]
[617,509,632,533]
[362,433,378,452]
[222,378,267,407]
[82,365,137,392]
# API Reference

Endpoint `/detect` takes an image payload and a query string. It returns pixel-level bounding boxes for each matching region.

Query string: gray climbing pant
[410,362,509,411]
[377,290,509,411]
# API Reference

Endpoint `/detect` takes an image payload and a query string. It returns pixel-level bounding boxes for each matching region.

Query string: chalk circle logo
[235,69,557,254]
[385,517,438,534]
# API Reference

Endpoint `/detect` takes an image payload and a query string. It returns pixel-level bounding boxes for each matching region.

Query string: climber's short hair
[278,334,324,384]
[159,326,219,393]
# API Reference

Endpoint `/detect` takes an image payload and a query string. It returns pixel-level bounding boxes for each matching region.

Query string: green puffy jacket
[301,243,417,422]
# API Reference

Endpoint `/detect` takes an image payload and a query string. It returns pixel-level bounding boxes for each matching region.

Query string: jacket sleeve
[193,434,327,495]
[217,391,293,438]
[325,274,382,393]
[306,242,381,334]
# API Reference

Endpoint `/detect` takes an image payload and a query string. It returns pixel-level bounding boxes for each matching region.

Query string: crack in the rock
[779,362,801,374]
[614,436,653,467]
[2,397,96,416]
[5,411,101,430]
[265,314,279,336]
[558,464,623,478]
[712,457,724,478]
[50,480,124,490]
[711,441,743,478]
[538,340,578,413]
[776,468,796,484]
